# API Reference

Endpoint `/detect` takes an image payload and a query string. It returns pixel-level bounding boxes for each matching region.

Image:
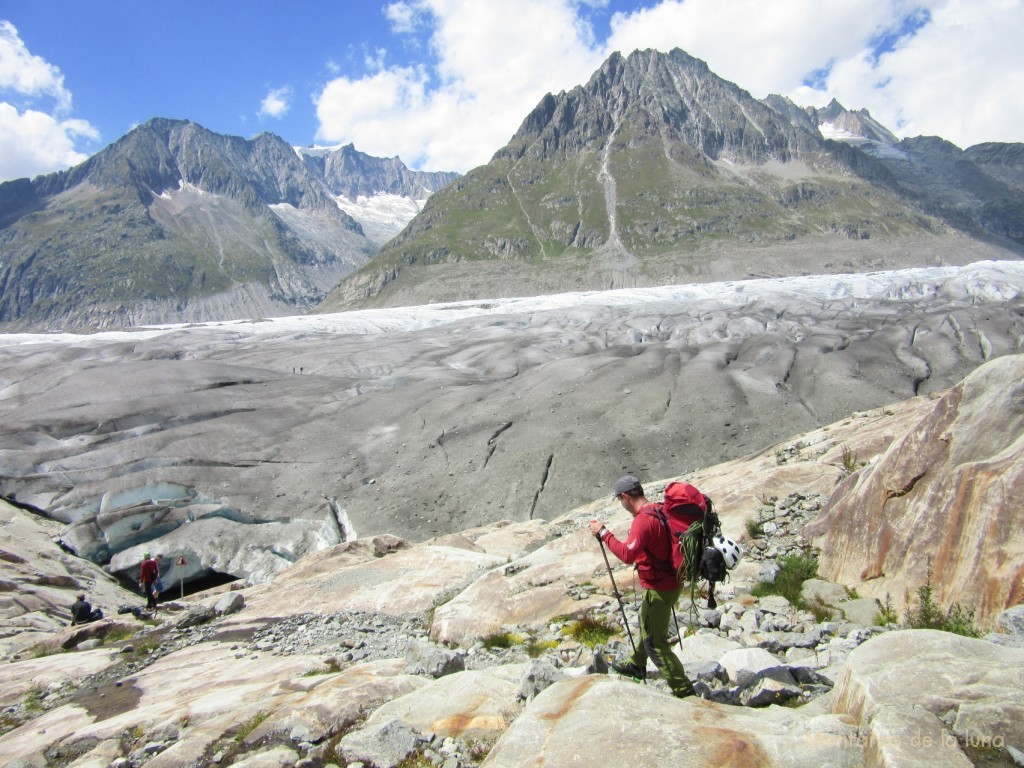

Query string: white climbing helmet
[713,534,742,570]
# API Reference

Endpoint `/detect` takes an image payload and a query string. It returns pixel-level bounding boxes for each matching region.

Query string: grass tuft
[564,615,617,648]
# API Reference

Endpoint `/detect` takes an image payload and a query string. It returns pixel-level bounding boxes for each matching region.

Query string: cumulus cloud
[0,21,98,180]
[259,86,292,119]
[0,20,73,111]
[0,103,98,181]
[797,0,1024,148]
[315,0,602,172]
[314,0,1021,172]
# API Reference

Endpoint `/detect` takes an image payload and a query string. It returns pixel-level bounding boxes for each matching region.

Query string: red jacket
[139,558,159,583]
[601,502,679,591]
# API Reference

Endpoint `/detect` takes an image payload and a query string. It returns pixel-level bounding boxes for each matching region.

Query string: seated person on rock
[70,593,104,625]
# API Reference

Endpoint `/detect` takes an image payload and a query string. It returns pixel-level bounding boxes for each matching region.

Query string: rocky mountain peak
[297,142,458,200]
[809,98,899,146]
[501,47,819,166]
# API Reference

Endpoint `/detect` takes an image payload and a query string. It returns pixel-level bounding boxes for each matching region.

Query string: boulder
[349,666,523,747]
[426,520,552,561]
[404,639,465,678]
[800,579,849,606]
[740,676,803,707]
[176,605,217,629]
[339,717,420,768]
[673,629,742,666]
[806,355,1024,629]
[481,676,861,767]
[832,629,1024,763]
[244,543,502,619]
[517,658,564,701]
[864,707,972,768]
[214,592,245,616]
[229,746,300,768]
[838,597,881,626]
[719,647,788,687]
[999,604,1024,635]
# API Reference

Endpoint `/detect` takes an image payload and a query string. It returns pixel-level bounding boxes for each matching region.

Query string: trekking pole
[597,535,638,656]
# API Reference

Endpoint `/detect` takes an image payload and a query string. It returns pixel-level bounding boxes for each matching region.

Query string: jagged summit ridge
[298,142,458,201]
[501,48,822,166]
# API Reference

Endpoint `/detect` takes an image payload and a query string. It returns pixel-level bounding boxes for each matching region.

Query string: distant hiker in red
[590,475,696,698]
[139,552,160,612]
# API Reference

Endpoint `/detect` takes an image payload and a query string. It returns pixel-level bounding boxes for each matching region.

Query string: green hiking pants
[627,586,696,698]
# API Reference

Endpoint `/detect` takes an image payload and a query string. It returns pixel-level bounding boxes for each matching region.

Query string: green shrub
[745,517,765,538]
[21,686,44,714]
[875,593,900,625]
[840,444,859,474]
[751,552,819,607]
[396,750,433,767]
[904,567,980,637]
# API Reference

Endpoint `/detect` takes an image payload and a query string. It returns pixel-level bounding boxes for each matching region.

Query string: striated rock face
[806,354,1024,628]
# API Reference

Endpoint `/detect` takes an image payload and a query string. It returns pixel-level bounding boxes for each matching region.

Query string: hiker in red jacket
[139,552,160,613]
[589,475,696,698]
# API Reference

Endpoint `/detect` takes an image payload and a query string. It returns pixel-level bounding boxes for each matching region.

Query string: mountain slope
[319,48,1023,312]
[0,120,458,330]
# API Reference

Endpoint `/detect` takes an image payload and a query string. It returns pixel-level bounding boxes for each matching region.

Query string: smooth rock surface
[480,676,861,768]
[832,630,1024,763]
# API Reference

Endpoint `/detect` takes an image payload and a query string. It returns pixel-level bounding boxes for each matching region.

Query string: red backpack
[643,481,707,578]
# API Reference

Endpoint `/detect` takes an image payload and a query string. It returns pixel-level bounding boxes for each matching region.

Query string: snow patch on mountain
[334,193,427,246]
[819,122,909,160]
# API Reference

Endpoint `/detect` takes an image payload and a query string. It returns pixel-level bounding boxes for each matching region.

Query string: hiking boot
[611,661,646,681]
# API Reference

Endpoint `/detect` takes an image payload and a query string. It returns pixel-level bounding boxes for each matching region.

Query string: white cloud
[605,0,907,95]
[0,21,98,181]
[0,103,98,180]
[384,2,425,34]
[0,20,73,111]
[259,86,292,119]
[315,0,604,172]
[801,0,1024,148]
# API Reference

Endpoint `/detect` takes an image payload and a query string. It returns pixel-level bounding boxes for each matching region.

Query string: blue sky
[1,0,1022,183]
